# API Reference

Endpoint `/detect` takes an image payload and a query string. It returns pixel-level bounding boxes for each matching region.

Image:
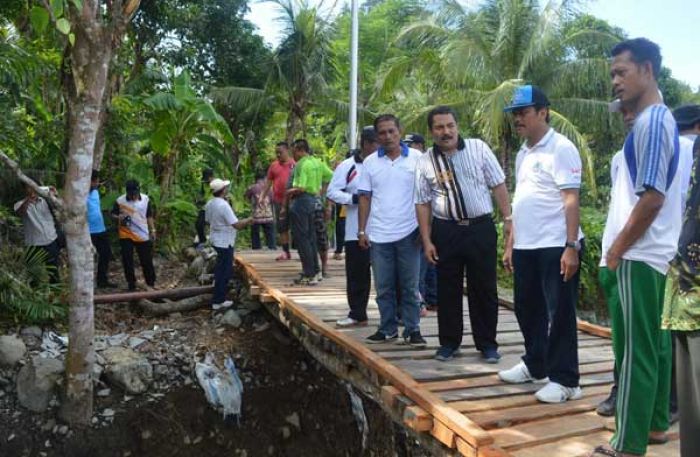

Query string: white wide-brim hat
[210,178,231,193]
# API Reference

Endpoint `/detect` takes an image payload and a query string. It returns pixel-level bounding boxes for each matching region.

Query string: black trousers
[512,244,582,387]
[335,209,346,254]
[289,194,319,277]
[432,218,499,351]
[91,232,113,285]
[196,209,206,244]
[251,223,275,250]
[119,238,156,289]
[344,241,371,321]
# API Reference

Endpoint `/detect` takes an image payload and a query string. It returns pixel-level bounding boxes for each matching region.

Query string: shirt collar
[522,128,555,152]
[378,142,409,158]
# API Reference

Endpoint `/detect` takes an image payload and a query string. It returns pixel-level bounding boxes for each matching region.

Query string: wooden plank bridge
[235,250,680,457]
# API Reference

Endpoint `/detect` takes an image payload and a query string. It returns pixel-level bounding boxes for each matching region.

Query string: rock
[221,309,242,328]
[0,335,27,366]
[57,425,68,435]
[41,419,56,432]
[102,347,153,395]
[107,333,128,346]
[285,412,301,430]
[281,426,291,439]
[20,326,43,339]
[128,337,146,349]
[16,357,63,412]
[101,408,115,417]
[96,388,111,397]
[141,430,152,440]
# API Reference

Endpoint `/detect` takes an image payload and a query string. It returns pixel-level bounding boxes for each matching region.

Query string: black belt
[435,214,492,226]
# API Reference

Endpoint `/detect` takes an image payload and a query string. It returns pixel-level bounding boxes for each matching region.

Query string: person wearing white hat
[205,178,253,309]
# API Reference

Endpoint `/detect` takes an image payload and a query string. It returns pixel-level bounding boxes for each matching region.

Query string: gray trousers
[677,330,700,457]
[289,193,319,277]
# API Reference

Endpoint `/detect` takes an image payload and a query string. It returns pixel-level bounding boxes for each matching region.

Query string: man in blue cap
[499,84,585,404]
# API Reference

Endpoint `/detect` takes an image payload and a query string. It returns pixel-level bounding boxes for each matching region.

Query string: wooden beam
[94,285,214,304]
[404,405,432,432]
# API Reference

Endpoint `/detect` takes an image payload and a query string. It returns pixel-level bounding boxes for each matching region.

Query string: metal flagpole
[348,0,359,150]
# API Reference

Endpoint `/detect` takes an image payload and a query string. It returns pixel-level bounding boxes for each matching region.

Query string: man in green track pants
[590,38,682,457]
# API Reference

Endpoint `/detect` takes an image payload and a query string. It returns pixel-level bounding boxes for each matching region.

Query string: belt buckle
[457,219,470,226]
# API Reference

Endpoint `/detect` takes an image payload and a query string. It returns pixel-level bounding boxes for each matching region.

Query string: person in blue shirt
[88,170,116,288]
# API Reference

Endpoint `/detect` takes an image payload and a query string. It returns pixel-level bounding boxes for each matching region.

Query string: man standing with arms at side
[415,106,512,362]
[287,139,333,285]
[328,126,379,327]
[499,85,584,404]
[87,170,116,288]
[589,38,681,457]
[263,142,295,260]
[358,114,426,347]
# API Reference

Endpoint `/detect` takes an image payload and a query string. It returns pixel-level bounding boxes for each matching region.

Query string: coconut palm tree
[377,0,623,195]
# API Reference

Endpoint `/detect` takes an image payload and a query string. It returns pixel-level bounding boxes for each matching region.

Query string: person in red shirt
[262,141,296,260]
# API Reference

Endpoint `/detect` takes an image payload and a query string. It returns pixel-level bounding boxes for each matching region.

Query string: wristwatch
[565,240,581,251]
[357,230,366,237]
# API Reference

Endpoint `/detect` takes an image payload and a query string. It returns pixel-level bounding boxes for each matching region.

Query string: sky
[246,0,700,89]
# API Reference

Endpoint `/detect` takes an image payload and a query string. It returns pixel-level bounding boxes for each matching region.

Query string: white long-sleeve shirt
[327,156,365,242]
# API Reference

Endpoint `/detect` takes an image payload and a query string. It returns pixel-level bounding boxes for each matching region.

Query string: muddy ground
[0,268,429,457]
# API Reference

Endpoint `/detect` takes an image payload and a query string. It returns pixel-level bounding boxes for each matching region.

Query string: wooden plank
[451,384,613,414]
[471,393,610,429]
[431,418,456,448]
[381,385,401,409]
[422,362,613,392]
[404,405,433,432]
[490,412,606,450]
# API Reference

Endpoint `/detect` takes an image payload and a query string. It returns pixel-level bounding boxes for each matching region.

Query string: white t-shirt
[512,128,584,249]
[327,156,364,242]
[679,135,694,207]
[13,197,58,247]
[601,104,682,274]
[205,197,239,248]
[358,145,421,243]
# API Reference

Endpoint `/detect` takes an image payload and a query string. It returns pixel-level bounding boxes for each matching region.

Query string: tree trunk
[58,4,117,428]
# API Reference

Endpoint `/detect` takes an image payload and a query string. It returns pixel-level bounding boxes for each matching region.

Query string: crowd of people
[11,36,699,457]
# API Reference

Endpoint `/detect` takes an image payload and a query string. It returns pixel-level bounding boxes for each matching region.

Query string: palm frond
[550,109,598,198]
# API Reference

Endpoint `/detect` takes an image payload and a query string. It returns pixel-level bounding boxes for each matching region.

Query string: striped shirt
[414,138,505,220]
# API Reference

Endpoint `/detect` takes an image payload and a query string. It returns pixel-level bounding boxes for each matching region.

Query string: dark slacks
[91,231,112,285]
[251,223,275,250]
[119,238,156,289]
[213,246,234,304]
[677,330,700,457]
[512,244,582,387]
[196,209,206,244]
[335,212,346,254]
[290,194,319,277]
[432,217,499,351]
[344,240,371,321]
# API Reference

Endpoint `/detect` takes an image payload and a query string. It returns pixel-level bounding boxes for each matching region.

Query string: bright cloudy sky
[245,0,700,89]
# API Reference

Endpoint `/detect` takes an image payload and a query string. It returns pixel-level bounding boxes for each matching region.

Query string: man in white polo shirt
[499,85,585,404]
[358,114,426,347]
[590,38,681,457]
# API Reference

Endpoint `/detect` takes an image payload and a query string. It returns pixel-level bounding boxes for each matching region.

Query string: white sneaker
[535,382,583,403]
[335,317,368,328]
[212,300,233,310]
[498,361,549,384]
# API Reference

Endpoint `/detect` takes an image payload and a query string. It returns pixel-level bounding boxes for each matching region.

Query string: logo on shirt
[437,170,454,184]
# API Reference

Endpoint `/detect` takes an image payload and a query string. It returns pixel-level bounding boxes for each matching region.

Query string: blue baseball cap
[503,85,550,112]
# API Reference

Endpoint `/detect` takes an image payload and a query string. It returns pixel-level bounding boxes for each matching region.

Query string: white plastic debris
[347,385,368,449]
[194,353,243,422]
[40,332,68,358]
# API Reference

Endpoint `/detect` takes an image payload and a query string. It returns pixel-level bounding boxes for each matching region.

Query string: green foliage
[0,245,67,324]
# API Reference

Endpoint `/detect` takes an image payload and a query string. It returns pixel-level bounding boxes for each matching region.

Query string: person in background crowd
[358,114,426,347]
[589,38,681,457]
[14,178,60,283]
[263,142,296,260]
[195,168,214,247]
[111,180,157,291]
[205,178,253,310]
[659,103,700,457]
[328,126,379,327]
[415,106,511,363]
[287,139,333,285]
[245,170,275,250]
[499,85,585,404]
[406,132,437,313]
[88,170,116,288]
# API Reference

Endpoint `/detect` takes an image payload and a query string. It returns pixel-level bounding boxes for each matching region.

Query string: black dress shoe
[596,384,617,417]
